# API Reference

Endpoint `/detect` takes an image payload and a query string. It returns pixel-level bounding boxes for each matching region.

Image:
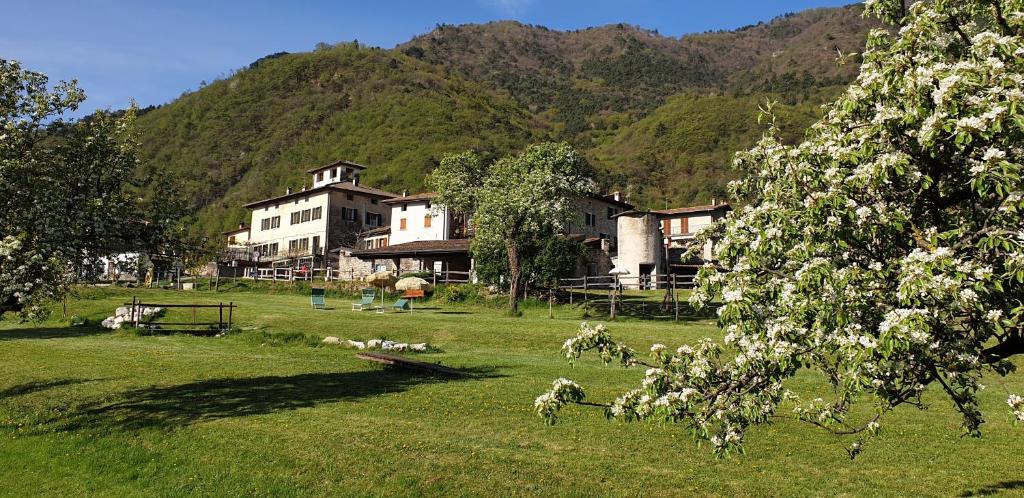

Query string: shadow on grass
[572,296,719,323]
[0,326,111,341]
[0,378,107,398]
[960,480,1024,497]
[50,365,503,432]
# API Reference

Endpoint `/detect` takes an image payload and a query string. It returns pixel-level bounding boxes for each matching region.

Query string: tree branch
[981,333,1024,362]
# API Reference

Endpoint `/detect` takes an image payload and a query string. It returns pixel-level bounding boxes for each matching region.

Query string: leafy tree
[537,0,1024,456]
[430,143,594,314]
[0,60,171,319]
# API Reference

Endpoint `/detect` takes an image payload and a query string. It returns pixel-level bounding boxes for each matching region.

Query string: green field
[1,286,1022,497]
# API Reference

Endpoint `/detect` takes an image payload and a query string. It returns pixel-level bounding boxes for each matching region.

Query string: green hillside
[590,89,841,208]
[135,43,542,235]
[130,4,875,238]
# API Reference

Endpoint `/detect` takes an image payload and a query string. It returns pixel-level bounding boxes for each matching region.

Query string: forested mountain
[131,3,876,237]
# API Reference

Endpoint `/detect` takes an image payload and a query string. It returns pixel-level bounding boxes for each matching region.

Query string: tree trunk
[506,241,521,314]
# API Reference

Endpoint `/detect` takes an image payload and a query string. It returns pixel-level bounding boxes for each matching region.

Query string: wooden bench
[355,352,462,376]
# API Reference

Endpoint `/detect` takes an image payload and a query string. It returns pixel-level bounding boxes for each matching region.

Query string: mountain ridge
[130,4,877,237]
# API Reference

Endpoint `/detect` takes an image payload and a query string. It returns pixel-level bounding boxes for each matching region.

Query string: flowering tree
[537,0,1024,456]
[0,59,161,320]
[430,143,595,314]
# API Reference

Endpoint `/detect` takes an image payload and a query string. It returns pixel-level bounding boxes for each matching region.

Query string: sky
[3,0,857,118]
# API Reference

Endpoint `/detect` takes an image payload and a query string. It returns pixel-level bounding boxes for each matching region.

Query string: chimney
[352,175,359,186]
[238,223,245,229]
[402,189,408,197]
[302,184,307,192]
[612,191,621,202]
[286,186,292,195]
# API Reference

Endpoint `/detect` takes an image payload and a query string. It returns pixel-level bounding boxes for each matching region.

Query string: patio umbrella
[366,271,398,311]
[395,276,433,292]
[365,271,398,288]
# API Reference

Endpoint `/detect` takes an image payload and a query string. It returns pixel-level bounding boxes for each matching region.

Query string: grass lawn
[1,286,1022,497]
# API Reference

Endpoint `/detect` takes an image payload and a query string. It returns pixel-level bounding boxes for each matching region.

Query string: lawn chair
[391,298,410,311]
[352,288,375,311]
[311,288,326,310]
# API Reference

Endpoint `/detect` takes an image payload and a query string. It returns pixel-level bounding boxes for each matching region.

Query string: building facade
[232,160,397,269]
[350,192,473,274]
[652,202,731,272]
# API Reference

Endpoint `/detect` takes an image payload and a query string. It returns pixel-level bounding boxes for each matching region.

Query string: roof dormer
[308,159,368,189]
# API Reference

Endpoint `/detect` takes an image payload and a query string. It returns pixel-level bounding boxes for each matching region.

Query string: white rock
[410,343,429,352]
[367,339,383,349]
[384,342,409,352]
[344,340,366,349]
[115,306,131,317]
[322,336,341,344]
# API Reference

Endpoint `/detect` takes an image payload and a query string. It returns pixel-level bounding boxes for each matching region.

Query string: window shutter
[662,219,670,235]
[682,217,689,234]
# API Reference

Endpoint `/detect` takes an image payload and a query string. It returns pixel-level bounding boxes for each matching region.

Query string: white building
[652,202,731,267]
[351,192,473,274]
[234,160,397,269]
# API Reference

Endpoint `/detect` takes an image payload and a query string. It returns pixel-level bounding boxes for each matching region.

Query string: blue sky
[3,0,857,117]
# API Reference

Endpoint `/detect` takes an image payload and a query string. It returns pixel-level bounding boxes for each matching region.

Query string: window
[426,201,431,209]
[301,209,311,222]
[298,238,309,251]
[290,212,301,225]
[262,244,269,255]
[288,240,298,252]
[424,215,432,228]
[607,207,619,219]
[401,203,407,212]
[399,218,407,230]
[312,236,320,255]
[599,232,608,240]
[317,172,324,182]
[585,212,596,227]
[346,194,354,201]
[272,216,280,228]
[228,235,236,244]
[261,218,271,231]
[311,207,322,220]
[366,212,382,227]
[342,207,358,222]
[370,198,378,205]
[331,168,337,179]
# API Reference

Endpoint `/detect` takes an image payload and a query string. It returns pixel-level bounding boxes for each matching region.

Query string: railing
[558,274,695,291]
[243,267,474,283]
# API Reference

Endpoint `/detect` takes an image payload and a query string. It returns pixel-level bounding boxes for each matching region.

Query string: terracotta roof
[651,203,732,216]
[589,193,634,209]
[350,239,471,258]
[359,226,391,237]
[382,192,437,205]
[306,159,368,173]
[243,181,398,208]
[223,226,250,235]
